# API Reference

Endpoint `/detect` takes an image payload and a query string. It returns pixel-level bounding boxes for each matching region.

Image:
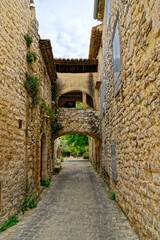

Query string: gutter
[93,0,99,19]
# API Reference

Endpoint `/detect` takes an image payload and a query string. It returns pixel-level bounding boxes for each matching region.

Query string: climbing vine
[51,82,57,102]
[24,74,40,107]
[41,99,63,137]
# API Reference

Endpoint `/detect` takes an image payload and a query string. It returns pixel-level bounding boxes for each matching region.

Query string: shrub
[26,51,37,65]
[0,215,19,232]
[28,199,37,209]
[41,178,51,187]
[24,75,40,107]
[21,200,29,214]
[24,33,33,47]
[83,152,89,158]
[21,195,37,214]
[61,157,64,162]
[110,192,116,200]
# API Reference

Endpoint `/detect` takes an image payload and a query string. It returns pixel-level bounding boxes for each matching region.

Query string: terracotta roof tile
[89,24,102,59]
[39,39,57,82]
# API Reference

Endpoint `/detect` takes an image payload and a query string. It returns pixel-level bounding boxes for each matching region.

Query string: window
[104,141,108,172]
[111,140,117,182]
[100,79,105,115]
[106,0,110,28]
[19,120,22,129]
[113,20,122,95]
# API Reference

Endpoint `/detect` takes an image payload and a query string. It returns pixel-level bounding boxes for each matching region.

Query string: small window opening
[19,120,22,129]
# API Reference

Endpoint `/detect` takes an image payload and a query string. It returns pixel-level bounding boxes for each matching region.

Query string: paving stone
[0,160,139,240]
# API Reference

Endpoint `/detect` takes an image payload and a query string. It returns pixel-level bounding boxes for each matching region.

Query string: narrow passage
[0,160,139,240]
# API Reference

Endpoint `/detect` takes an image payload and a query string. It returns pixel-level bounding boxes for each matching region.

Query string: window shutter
[100,79,105,115]
[111,140,117,182]
[113,21,122,95]
[106,0,110,28]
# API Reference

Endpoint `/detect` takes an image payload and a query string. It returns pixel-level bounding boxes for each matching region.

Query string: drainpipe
[93,0,99,19]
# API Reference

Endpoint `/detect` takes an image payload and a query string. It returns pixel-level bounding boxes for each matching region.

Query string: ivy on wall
[41,99,63,137]
[24,74,40,107]
[51,82,57,102]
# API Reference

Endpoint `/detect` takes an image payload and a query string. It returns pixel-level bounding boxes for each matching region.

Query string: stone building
[0,0,56,225]
[54,58,102,171]
[0,0,160,239]
[90,0,160,239]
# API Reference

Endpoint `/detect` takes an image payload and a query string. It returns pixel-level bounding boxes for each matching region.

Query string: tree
[61,134,88,156]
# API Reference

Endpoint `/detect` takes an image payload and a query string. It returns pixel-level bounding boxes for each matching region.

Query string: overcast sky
[34,0,99,59]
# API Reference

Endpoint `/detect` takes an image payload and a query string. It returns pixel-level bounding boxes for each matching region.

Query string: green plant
[83,152,89,158]
[110,192,116,200]
[41,99,63,137]
[24,33,33,47]
[28,198,37,208]
[25,128,28,136]
[61,157,64,162]
[21,200,29,214]
[51,82,57,102]
[24,74,40,107]
[101,166,109,179]
[0,215,19,232]
[91,161,97,170]
[26,51,37,65]
[51,118,63,137]
[53,171,56,175]
[41,178,51,187]
[21,195,37,214]
[26,184,30,190]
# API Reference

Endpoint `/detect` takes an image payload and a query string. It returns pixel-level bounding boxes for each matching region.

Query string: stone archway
[57,91,94,109]
[40,133,47,180]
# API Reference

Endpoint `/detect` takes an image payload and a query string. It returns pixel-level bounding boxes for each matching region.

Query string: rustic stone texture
[56,73,100,110]
[55,108,101,139]
[0,160,139,240]
[0,0,53,226]
[98,1,160,239]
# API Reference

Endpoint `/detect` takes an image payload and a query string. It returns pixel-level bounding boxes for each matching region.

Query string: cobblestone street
[0,160,139,240]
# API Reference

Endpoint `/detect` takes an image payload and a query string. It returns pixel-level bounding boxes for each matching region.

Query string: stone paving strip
[0,160,140,240]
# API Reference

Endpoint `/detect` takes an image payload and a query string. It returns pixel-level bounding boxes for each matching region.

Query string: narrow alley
[0,160,139,240]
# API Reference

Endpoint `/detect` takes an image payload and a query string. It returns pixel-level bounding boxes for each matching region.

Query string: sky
[34,0,99,59]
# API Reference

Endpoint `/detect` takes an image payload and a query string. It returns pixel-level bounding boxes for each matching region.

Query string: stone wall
[56,72,100,110]
[99,0,160,239]
[55,108,101,139]
[0,0,53,225]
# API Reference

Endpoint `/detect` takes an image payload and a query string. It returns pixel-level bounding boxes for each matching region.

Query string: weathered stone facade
[0,0,160,239]
[56,72,100,110]
[0,0,54,225]
[92,0,160,239]
[55,108,101,139]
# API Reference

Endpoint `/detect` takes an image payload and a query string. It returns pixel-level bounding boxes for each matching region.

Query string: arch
[40,133,47,179]
[57,87,94,104]
[57,90,94,108]
[53,131,101,141]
